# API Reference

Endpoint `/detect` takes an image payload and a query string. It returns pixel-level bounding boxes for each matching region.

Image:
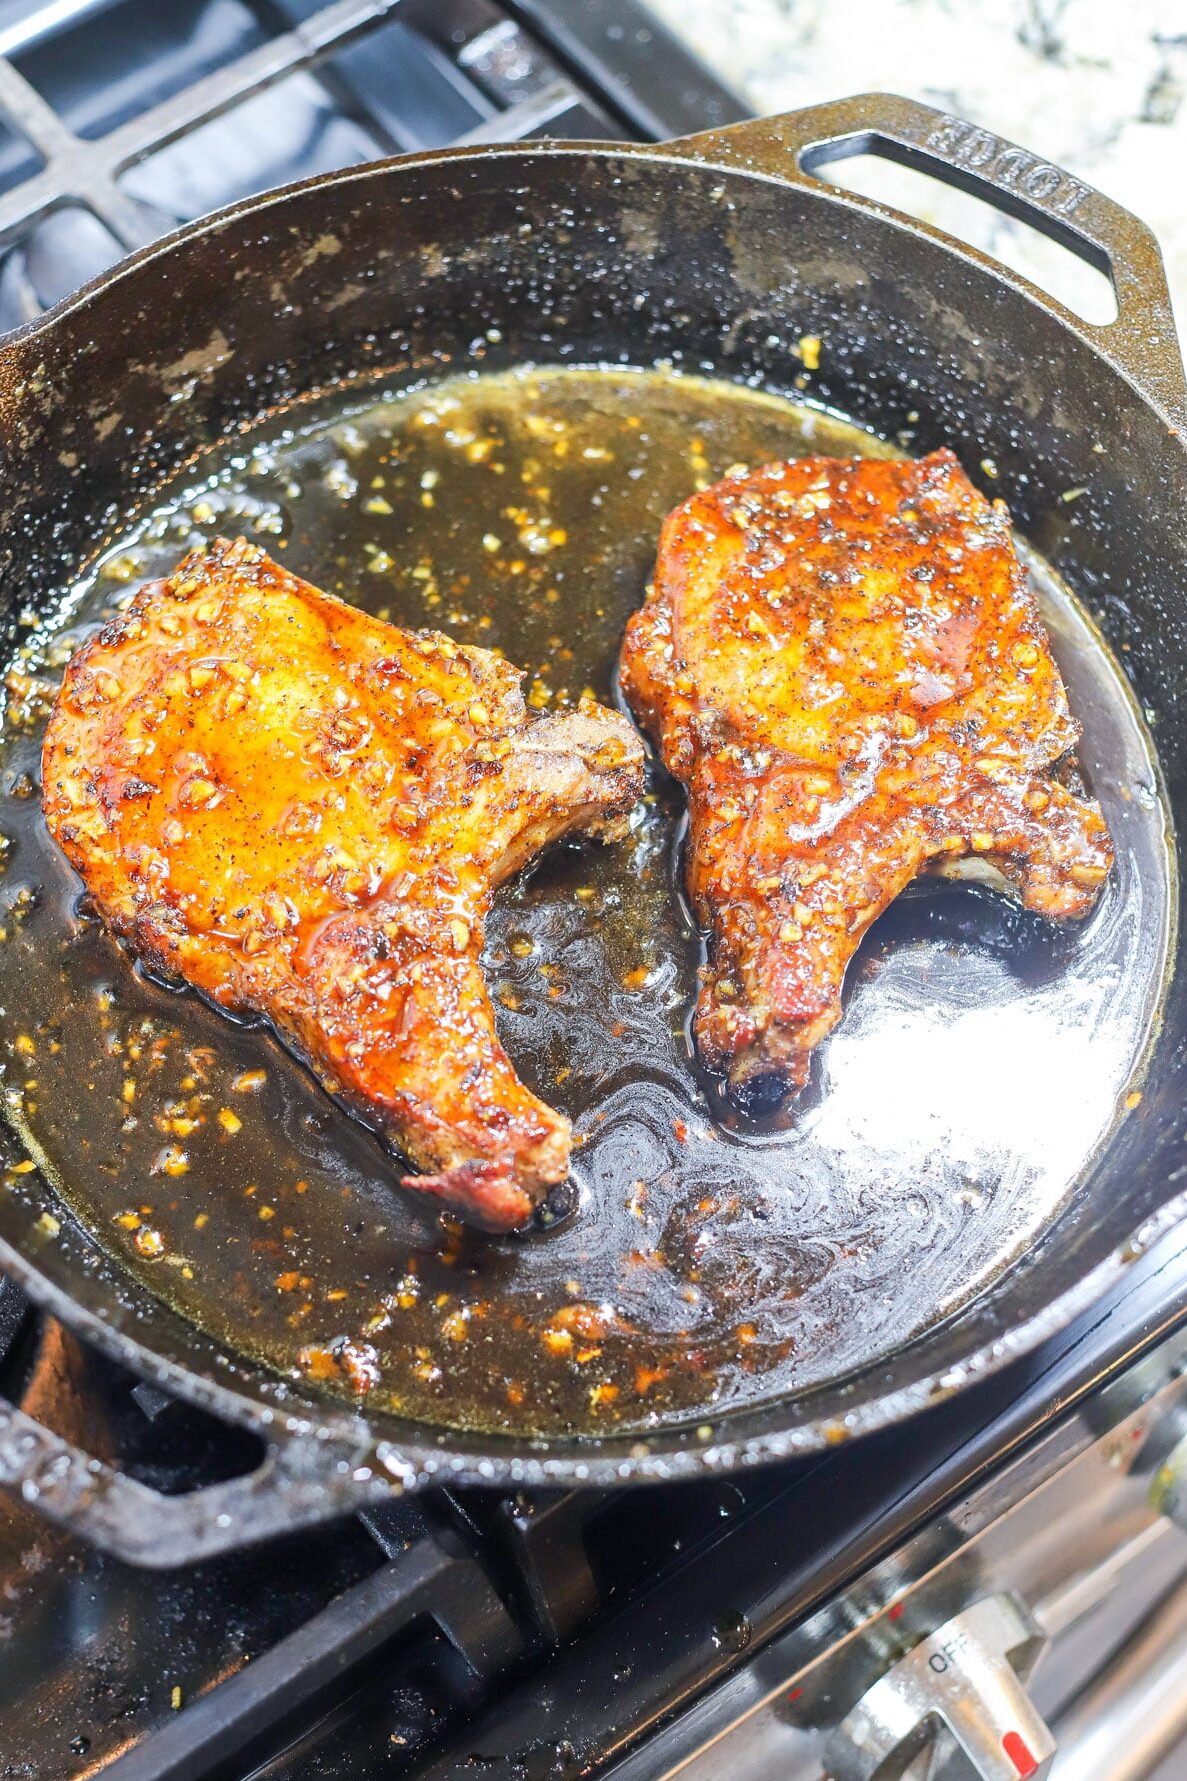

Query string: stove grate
[0,0,743,331]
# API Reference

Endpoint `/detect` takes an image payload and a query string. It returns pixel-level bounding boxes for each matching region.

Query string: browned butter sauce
[0,366,1168,1436]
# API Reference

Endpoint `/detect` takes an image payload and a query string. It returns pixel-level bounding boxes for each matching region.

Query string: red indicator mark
[888,1601,904,1622]
[1002,1730,1038,1778]
[786,1687,803,1703]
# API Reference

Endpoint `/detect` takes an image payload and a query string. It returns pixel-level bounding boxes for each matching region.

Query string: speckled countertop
[645,0,1187,337]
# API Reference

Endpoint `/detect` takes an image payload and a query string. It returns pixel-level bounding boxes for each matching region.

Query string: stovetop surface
[0,4,1183,1778]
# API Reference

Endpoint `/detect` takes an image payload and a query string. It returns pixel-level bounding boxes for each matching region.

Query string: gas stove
[2,5,1187,1780]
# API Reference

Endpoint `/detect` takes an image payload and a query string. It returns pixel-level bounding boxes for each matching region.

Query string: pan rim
[2,129,1174,434]
[3,1184,1187,1488]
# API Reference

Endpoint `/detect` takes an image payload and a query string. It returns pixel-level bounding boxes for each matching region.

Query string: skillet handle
[672,92,1187,432]
[0,1386,395,1567]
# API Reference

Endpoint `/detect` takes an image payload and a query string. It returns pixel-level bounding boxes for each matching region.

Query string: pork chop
[619,449,1113,1107]
[43,537,644,1229]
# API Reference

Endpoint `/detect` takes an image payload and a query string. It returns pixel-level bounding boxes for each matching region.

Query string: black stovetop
[0,5,1184,1778]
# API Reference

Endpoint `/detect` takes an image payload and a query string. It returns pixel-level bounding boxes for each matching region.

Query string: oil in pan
[0,365,1171,1437]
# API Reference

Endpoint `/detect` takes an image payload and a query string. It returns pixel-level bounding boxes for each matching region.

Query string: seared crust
[42,538,644,1230]
[620,450,1114,1103]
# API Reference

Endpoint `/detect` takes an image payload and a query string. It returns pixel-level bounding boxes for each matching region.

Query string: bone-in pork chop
[619,449,1113,1107]
[43,538,644,1229]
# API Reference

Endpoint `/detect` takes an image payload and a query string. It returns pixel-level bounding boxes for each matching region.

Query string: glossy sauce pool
[0,366,1171,1436]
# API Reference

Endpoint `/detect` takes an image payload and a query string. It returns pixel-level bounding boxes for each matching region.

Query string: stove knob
[828,1592,1055,1781]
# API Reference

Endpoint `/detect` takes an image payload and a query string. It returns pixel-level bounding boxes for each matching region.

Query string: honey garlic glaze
[0,366,1169,1437]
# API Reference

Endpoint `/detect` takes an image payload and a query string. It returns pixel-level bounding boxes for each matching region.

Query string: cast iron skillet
[0,93,1184,1565]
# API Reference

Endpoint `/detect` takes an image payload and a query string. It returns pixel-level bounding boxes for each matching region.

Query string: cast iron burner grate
[0,1275,792,1779]
[0,0,744,333]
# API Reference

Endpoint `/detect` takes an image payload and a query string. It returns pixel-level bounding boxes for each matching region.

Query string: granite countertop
[645,0,1187,337]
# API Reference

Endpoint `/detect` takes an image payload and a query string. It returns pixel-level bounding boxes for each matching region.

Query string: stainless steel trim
[0,0,113,60]
[1048,1578,1187,1781]
[1035,1520,1177,1639]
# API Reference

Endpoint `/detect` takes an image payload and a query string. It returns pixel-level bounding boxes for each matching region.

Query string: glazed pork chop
[42,538,644,1230]
[620,449,1114,1108]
